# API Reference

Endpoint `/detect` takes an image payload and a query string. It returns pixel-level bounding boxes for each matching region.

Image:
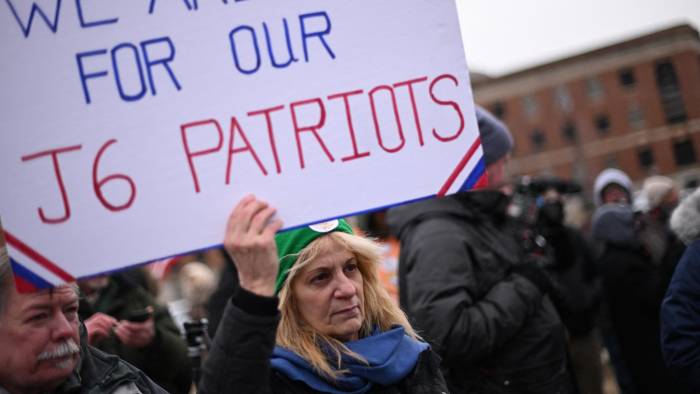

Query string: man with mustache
[0,239,167,394]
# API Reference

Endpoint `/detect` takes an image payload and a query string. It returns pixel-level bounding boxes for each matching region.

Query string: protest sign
[0,0,484,291]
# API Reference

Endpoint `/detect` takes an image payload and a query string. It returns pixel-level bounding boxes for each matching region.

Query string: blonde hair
[275,232,419,380]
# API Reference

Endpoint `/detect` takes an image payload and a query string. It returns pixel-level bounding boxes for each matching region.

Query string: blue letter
[190,0,229,10]
[76,49,108,104]
[229,25,261,75]
[76,0,117,28]
[263,18,297,69]
[299,11,335,62]
[111,43,147,102]
[4,0,62,38]
[148,0,192,14]
[140,36,182,96]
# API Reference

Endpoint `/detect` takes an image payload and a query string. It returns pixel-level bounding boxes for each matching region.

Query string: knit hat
[641,176,676,210]
[274,219,354,294]
[476,106,513,165]
[591,203,638,248]
[593,168,633,207]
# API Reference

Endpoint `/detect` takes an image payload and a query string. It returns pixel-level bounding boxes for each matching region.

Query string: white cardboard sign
[0,0,485,290]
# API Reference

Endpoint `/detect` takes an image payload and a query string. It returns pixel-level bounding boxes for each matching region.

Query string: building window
[628,104,645,129]
[655,60,687,124]
[586,77,604,101]
[595,114,611,134]
[531,129,546,151]
[618,68,636,88]
[523,95,539,117]
[562,120,577,142]
[673,139,697,166]
[605,155,619,168]
[554,86,573,113]
[491,101,506,119]
[638,148,655,169]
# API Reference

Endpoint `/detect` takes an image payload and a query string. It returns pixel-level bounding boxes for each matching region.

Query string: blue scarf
[270,326,429,394]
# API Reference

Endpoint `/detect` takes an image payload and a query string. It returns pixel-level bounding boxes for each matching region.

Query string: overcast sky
[456,0,700,76]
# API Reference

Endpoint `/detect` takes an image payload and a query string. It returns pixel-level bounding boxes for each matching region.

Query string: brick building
[472,23,700,195]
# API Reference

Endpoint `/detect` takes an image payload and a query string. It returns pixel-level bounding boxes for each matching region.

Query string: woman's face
[291,241,364,342]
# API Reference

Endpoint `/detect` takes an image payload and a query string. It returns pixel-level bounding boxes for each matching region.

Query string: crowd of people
[1,106,698,394]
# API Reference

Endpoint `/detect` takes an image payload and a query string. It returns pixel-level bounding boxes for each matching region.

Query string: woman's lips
[333,305,359,316]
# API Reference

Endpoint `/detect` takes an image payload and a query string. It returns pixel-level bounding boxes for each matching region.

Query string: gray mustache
[37,339,80,361]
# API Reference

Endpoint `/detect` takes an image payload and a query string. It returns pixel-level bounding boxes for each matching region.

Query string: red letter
[290,98,334,169]
[248,105,284,174]
[180,119,223,193]
[226,116,268,184]
[21,145,82,224]
[369,85,405,153]
[429,74,464,142]
[394,76,428,146]
[92,139,137,212]
[328,89,370,162]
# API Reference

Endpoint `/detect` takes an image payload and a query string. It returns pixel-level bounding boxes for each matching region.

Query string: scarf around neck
[270,326,428,394]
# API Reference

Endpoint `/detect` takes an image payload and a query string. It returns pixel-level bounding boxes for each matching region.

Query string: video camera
[184,319,211,385]
[509,176,582,269]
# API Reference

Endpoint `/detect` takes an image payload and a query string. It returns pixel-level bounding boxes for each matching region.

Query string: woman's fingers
[262,218,284,239]
[249,205,278,235]
[230,197,269,232]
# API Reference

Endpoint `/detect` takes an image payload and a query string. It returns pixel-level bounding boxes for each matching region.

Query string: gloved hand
[511,261,553,295]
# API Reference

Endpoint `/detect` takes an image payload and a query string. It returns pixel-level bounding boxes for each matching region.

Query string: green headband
[274,219,354,294]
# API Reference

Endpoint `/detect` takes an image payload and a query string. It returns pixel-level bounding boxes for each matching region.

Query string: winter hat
[641,176,676,210]
[593,168,633,207]
[476,106,513,166]
[274,219,354,294]
[591,203,638,248]
[670,187,700,244]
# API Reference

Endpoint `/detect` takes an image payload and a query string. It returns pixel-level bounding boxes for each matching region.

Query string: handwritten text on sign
[0,0,483,289]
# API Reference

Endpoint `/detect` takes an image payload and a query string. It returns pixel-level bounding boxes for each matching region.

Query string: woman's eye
[311,273,330,284]
[345,263,358,273]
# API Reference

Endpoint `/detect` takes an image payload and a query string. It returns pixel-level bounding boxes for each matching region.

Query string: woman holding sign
[199,195,448,394]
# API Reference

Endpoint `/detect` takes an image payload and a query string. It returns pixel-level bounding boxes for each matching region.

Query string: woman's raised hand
[224,195,284,297]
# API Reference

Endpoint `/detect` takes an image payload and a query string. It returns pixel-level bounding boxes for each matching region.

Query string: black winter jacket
[387,192,570,393]
[56,325,168,394]
[599,244,689,394]
[199,288,449,394]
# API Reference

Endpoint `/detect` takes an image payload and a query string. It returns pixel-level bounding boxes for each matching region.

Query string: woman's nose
[334,274,356,298]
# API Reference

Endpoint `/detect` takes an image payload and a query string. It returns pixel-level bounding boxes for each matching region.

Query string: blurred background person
[359,210,400,304]
[515,177,604,394]
[590,168,637,394]
[591,203,689,394]
[661,187,700,393]
[78,269,192,394]
[636,176,686,291]
[156,260,218,332]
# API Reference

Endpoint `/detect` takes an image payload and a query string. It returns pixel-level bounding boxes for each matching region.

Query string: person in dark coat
[0,255,167,394]
[387,107,572,394]
[199,196,449,394]
[637,176,685,297]
[661,187,700,392]
[590,168,637,394]
[78,270,192,394]
[591,204,688,394]
[532,183,603,394]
